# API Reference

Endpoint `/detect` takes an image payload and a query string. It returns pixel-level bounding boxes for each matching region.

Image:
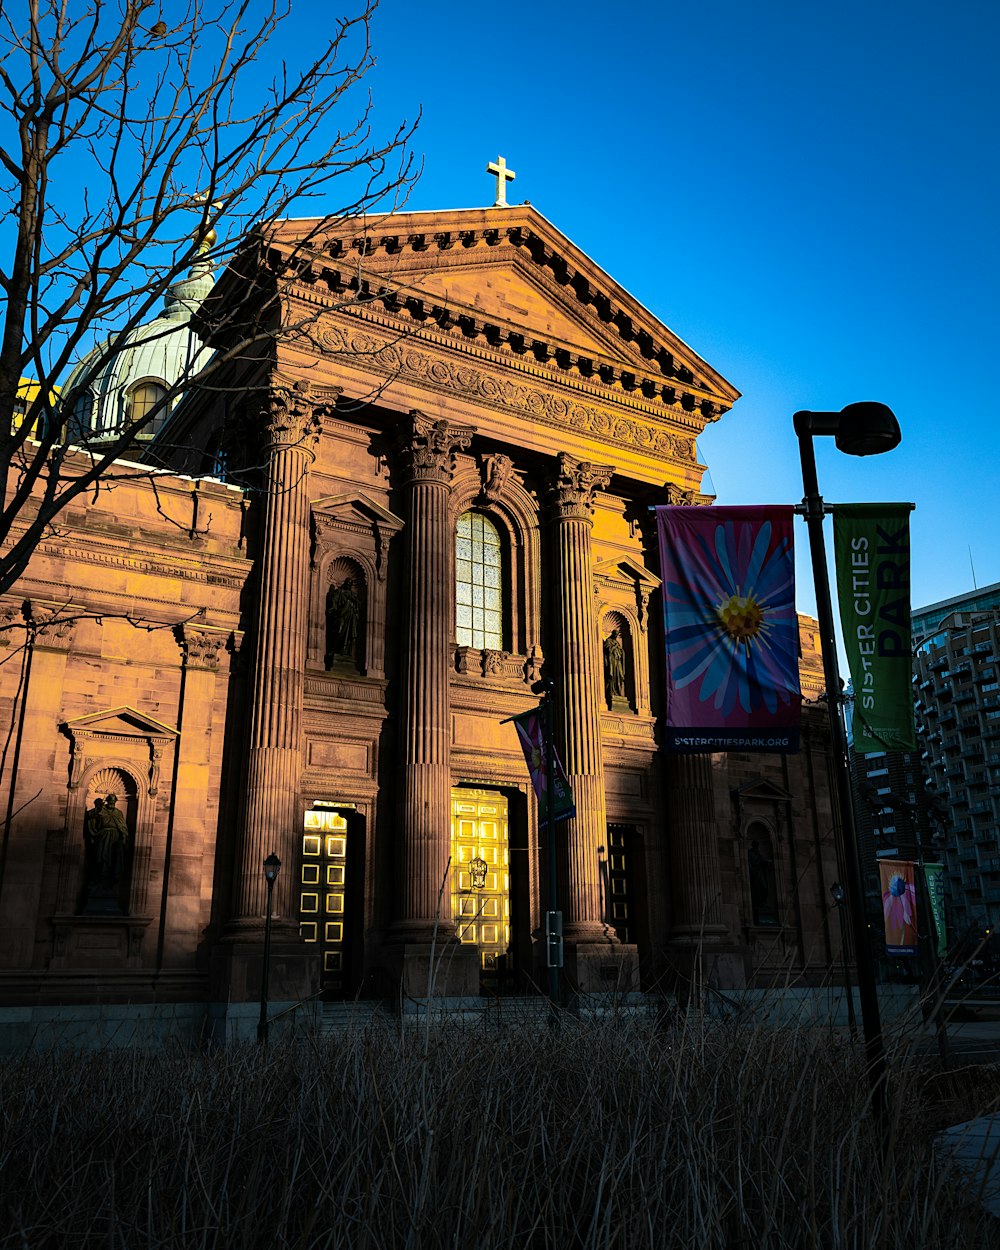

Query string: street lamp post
[830,881,858,1039]
[795,402,900,1140]
[257,851,282,1045]
[531,678,563,1017]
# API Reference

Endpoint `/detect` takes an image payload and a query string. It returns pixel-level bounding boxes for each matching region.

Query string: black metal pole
[544,689,561,1015]
[257,877,275,1045]
[834,895,859,1039]
[795,418,889,1138]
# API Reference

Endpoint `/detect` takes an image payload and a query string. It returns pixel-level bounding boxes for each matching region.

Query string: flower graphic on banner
[666,517,797,716]
[513,713,546,796]
[883,872,915,935]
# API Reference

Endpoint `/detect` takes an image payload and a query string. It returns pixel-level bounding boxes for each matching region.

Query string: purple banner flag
[656,505,801,753]
[512,708,576,823]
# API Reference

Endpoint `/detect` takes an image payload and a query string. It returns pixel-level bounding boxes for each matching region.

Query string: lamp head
[793,402,900,457]
[263,852,282,883]
[830,881,846,905]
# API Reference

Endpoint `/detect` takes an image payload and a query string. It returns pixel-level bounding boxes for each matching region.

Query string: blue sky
[323,0,997,621]
[37,0,991,622]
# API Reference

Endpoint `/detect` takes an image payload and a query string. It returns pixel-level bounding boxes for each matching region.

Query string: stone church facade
[0,205,847,1043]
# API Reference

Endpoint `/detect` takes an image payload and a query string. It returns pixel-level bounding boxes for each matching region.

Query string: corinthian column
[232,380,334,927]
[666,753,726,937]
[546,453,615,944]
[392,411,473,944]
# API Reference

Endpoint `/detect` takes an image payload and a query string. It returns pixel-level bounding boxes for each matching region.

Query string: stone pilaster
[392,412,473,947]
[546,453,616,946]
[232,381,332,929]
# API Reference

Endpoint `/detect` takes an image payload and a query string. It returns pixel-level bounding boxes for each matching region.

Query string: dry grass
[1,1011,998,1249]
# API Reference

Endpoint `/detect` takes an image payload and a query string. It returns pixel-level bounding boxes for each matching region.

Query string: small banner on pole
[833,504,916,753]
[923,861,948,958]
[656,505,800,753]
[880,859,918,956]
[512,708,576,824]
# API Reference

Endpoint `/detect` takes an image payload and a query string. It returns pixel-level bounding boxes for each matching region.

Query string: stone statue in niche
[603,628,626,707]
[325,577,361,668]
[82,792,132,914]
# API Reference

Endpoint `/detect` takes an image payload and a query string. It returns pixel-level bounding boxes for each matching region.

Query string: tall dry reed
[1,1010,996,1248]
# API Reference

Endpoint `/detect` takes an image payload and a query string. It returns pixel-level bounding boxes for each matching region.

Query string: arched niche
[322,554,367,672]
[56,706,177,925]
[310,493,403,680]
[599,608,636,712]
[593,556,661,715]
[745,819,780,928]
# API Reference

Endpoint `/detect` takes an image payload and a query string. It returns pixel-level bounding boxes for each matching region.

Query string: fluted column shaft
[547,454,615,942]
[666,753,726,936]
[233,384,327,925]
[393,413,473,941]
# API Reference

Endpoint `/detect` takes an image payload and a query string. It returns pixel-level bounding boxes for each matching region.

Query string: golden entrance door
[299,808,350,996]
[450,788,510,989]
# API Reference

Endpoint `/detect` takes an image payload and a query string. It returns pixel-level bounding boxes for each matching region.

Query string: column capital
[397,410,474,486]
[176,623,229,671]
[547,453,614,520]
[664,482,699,506]
[259,379,340,457]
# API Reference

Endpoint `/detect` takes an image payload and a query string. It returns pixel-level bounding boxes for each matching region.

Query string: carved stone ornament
[398,410,474,485]
[178,624,227,671]
[260,378,340,455]
[548,452,614,519]
[664,482,698,506]
[0,599,22,643]
[479,454,514,503]
[481,649,507,677]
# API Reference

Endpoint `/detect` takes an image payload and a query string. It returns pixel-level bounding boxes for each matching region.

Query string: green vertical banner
[923,861,948,958]
[833,504,916,753]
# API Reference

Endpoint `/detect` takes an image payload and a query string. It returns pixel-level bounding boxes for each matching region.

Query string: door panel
[451,789,510,991]
[300,809,351,996]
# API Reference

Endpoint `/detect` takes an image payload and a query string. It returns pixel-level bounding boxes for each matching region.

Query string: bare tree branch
[0,0,418,596]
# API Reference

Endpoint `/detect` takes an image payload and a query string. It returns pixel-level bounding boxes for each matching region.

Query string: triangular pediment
[593,556,661,589]
[401,257,638,365]
[63,706,178,739]
[311,491,403,532]
[261,205,741,406]
[734,778,793,804]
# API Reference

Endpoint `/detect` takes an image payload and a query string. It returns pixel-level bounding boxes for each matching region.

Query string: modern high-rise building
[912,582,1000,943]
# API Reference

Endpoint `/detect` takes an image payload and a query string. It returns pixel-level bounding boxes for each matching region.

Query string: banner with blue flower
[879,859,918,956]
[656,506,801,753]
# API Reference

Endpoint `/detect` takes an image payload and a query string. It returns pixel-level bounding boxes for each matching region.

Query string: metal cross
[486,155,516,207]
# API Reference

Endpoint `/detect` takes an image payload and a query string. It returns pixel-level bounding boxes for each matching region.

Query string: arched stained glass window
[456,511,503,649]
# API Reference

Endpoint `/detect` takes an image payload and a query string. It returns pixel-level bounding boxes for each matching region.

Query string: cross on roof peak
[486,155,516,208]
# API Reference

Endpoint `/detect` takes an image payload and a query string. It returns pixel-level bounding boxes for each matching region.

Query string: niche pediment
[310,492,404,583]
[311,491,404,533]
[62,707,178,795]
[733,778,793,804]
[593,556,661,590]
[63,706,178,742]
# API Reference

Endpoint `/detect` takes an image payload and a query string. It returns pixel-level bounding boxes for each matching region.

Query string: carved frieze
[316,323,698,464]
